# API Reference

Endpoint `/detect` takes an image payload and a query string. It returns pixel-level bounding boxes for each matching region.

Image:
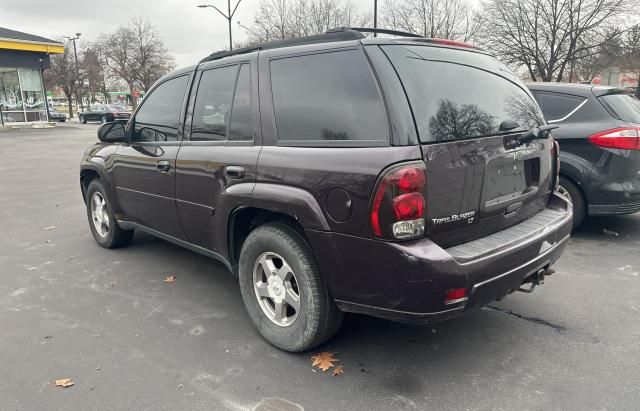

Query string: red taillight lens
[370,164,427,239]
[393,192,425,220]
[588,128,640,150]
[444,288,468,305]
[392,167,426,191]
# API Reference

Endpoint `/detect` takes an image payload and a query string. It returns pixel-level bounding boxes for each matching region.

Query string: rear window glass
[382,45,544,143]
[534,92,585,121]
[270,50,388,144]
[599,94,640,124]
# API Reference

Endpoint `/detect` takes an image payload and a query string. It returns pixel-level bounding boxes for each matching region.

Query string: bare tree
[81,48,106,104]
[101,18,175,109]
[101,26,138,108]
[381,0,481,41]
[130,18,176,92]
[44,46,78,118]
[480,0,633,82]
[619,25,640,96]
[246,0,369,44]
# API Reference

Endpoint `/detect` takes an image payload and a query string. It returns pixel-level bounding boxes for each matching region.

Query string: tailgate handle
[504,201,523,215]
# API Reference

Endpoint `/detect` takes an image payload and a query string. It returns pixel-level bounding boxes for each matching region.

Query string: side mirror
[97,121,126,142]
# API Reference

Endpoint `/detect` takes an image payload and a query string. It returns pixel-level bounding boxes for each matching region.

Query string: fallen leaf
[55,378,74,388]
[44,335,52,339]
[44,226,56,230]
[164,276,177,283]
[602,228,619,237]
[332,366,344,376]
[311,351,338,372]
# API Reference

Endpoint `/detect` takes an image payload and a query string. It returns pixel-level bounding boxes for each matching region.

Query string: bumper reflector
[444,288,468,305]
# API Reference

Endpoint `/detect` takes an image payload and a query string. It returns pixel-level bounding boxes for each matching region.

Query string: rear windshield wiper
[519,124,559,145]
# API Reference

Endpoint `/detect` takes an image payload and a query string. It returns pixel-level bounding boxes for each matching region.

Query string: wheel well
[229,208,307,265]
[80,169,99,202]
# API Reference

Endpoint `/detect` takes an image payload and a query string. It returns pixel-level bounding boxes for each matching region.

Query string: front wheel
[101,115,108,124]
[238,222,343,352]
[79,114,86,124]
[85,179,133,248]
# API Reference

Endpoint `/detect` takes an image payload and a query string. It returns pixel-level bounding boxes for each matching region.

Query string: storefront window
[19,68,46,122]
[0,67,47,123]
[0,68,25,122]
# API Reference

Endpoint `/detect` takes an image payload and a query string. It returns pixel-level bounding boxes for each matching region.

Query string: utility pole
[198,1,244,51]
[66,33,83,115]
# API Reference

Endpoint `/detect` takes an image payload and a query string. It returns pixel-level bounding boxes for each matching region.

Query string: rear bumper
[306,192,572,324]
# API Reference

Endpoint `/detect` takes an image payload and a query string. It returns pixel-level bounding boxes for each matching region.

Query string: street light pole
[66,33,83,115]
[373,0,378,37]
[198,1,244,51]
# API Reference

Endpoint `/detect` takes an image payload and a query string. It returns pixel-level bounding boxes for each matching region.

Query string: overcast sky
[0,0,372,67]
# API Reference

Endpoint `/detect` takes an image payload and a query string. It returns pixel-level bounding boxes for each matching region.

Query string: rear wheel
[85,179,133,248]
[559,176,586,228]
[238,222,343,352]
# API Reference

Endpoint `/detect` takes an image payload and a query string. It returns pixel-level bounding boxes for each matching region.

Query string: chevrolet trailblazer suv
[80,28,572,352]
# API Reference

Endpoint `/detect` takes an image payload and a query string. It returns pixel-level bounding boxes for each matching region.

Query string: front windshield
[381,45,545,143]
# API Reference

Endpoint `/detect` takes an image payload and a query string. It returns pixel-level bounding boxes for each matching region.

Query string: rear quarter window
[270,49,388,145]
[534,91,586,122]
[599,94,640,124]
[381,45,544,142]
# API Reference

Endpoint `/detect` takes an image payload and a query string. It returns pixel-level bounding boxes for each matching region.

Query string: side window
[229,64,252,141]
[534,91,585,122]
[133,75,189,142]
[270,50,388,143]
[191,66,237,141]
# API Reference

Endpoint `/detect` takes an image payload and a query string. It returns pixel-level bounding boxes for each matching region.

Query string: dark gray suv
[528,83,640,227]
[81,28,572,352]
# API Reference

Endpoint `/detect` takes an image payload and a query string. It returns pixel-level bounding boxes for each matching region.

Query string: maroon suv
[80,28,572,352]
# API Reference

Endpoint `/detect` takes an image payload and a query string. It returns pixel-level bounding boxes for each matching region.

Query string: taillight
[370,163,426,240]
[588,127,640,150]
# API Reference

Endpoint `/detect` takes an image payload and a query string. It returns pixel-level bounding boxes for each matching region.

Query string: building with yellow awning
[0,27,64,123]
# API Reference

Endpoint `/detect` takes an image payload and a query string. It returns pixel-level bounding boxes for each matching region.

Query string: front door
[112,74,192,240]
[176,61,260,253]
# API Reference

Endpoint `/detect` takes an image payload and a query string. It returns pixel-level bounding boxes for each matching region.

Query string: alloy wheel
[253,252,301,327]
[90,192,110,237]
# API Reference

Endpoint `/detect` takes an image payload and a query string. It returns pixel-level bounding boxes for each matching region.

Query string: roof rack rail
[199,30,365,63]
[326,27,423,38]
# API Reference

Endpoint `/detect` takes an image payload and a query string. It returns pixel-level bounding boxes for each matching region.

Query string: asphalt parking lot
[1,122,639,410]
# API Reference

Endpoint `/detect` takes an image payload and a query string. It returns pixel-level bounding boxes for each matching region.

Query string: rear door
[175,58,261,254]
[380,45,554,247]
[112,74,191,239]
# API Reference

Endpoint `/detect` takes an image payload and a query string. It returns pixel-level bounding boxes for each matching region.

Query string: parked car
[80,28,572,352]
[48,107,66,122]
[528,83,640,227]
[78,104,131,124]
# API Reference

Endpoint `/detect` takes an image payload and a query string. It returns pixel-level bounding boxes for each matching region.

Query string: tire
[79,114,86,124]
[238,222,343,352]
[559,176,586,228]
[101,115,108,124]
[85,179,133,248]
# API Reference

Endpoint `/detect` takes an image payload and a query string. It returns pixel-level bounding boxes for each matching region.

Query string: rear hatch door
[381,44,555,247]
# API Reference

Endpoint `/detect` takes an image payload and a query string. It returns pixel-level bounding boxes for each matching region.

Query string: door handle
[225,165,245,179]
[156,160,171,173]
